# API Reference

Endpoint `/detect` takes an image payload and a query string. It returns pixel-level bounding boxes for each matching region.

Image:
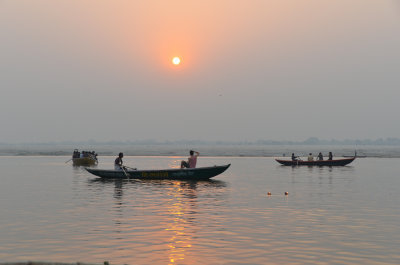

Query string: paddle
[120,165,129,178]
[65,158,72,163]
[123,166,137,170]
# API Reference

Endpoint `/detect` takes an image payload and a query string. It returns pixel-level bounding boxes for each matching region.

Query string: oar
[65,158,72,163]
[121,165,129,179]
[124,166,137,170]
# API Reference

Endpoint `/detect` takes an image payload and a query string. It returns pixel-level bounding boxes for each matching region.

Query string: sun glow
[172,57,181,65]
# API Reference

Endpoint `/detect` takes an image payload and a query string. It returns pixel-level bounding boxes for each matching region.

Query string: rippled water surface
[1,156,400,264]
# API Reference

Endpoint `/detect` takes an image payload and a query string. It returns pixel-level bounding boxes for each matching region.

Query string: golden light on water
[166,181,196,264]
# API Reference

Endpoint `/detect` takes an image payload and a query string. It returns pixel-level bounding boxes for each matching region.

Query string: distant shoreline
[2,137,400,146]
[0,144,399,158]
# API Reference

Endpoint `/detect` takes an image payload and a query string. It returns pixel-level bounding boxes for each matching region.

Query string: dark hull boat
[85,164,231,180]
[73,157,97,166]
[275,157,355,166]
[71,149,98,166]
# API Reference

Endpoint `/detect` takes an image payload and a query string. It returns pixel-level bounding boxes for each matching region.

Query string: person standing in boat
[328,152,333,160]
[307,153,314,161]
[181,150,200,168]
[317,152,323,161]
[115,152,124,170]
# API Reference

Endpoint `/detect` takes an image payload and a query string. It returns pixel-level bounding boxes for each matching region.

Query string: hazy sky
[1,0,399,143]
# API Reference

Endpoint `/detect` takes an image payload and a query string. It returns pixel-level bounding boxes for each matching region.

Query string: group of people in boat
[292,152,333,161]
[114,150,200,171]
[73,149,98,159]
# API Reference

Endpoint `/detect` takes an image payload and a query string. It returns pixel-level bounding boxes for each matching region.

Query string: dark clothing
[115,157,123,166]
[181,160,190,168]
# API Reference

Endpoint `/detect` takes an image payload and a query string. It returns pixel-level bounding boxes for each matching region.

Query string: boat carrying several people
[72,149,98,166]
[275,157,355,166]
[85,164,231,180]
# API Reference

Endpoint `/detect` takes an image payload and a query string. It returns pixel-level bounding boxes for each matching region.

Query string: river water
[0,156,399,264]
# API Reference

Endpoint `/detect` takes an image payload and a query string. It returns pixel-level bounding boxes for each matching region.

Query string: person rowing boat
[114,152,124,170]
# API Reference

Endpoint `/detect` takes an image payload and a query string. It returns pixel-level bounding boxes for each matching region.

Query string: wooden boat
[275,157,355,166]
[73,156,98,166]
[72,149,98,166]
[85,164,231,180]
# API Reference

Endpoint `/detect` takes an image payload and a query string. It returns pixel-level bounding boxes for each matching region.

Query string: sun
[172,57,181,65]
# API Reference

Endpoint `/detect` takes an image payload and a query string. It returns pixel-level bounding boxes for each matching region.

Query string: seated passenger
[328,152,333,160]
[307,153,314,161]
[317,152,323,161]
[181,150,200,168]
[291,153,298,161]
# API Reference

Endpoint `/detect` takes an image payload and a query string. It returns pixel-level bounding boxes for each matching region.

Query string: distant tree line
[255,137,400,146]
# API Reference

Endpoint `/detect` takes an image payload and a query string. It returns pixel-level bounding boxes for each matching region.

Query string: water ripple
[1,157,400,264]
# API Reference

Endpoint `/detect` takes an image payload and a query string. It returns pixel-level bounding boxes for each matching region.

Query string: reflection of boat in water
[88,177,228,188]
[72,149,98,166]
[86,164,230,180]
[276,157,355,166]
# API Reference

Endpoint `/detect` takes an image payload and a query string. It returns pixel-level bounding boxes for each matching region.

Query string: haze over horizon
[1,1,399,143]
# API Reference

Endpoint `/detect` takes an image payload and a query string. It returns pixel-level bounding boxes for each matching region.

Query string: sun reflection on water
[165,182,197,265]
[84,171,227,264]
